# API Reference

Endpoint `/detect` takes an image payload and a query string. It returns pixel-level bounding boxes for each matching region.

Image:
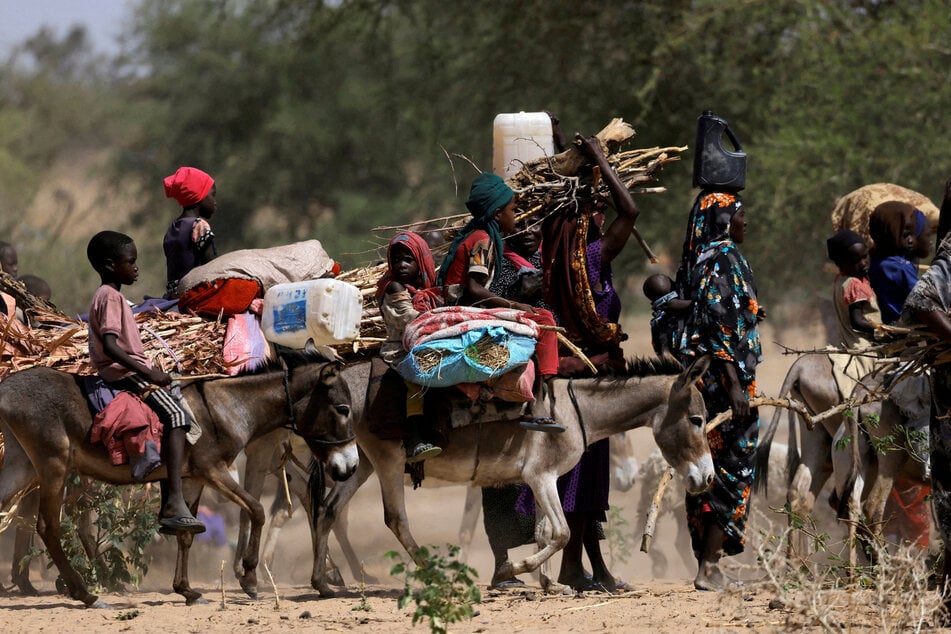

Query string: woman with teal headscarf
[439,172,562,432]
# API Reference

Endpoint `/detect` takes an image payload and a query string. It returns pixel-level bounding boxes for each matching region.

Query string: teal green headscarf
[437,172,512,287]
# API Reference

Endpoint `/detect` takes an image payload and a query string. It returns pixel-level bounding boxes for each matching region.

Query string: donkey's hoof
[183,591,204,605]
[14,579,39,596]
[186,596,209,606]
[315,584,337,598]
[240,580,258,600]
[85,597,111,609]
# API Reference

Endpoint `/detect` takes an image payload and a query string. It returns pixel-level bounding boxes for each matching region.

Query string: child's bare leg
[160,427,195,519]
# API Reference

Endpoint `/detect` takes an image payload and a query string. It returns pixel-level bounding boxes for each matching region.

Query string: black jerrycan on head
[693,111,747,192]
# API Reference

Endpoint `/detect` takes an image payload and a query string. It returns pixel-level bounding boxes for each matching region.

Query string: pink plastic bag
[223,311,270,375]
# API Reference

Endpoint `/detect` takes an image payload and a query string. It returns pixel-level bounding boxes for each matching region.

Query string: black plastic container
[693,111,746,192]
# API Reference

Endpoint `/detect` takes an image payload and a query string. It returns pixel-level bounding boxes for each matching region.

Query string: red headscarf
[375,232,441,312]
[164,167,215,207]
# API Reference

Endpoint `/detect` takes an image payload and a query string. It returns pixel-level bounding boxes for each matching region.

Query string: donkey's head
[652,355,715,495]
[296,361,358,481]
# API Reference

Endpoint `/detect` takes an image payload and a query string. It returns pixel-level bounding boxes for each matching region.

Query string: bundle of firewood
[0,307,228,381]
[372,118,686,267]
[507,118,685,218]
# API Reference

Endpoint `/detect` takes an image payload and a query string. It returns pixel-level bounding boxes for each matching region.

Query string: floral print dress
[676,191,763,558]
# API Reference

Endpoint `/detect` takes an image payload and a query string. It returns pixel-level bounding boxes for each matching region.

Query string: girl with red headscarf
[376,231,443,463]
[163,166,218,299]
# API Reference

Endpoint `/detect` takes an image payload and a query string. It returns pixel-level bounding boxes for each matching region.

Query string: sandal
[519,416,566,433]
[406,442,441,464]
[158,513,206,535]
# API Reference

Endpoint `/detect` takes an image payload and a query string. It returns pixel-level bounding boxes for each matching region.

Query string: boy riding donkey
[86,230,205,535]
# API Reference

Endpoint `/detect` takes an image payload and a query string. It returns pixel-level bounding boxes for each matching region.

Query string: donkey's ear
[675,354,710,391]
[318,361,342,386]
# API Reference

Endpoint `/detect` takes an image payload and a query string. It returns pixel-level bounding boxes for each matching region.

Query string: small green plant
[116,609,141,621]
[29,475,160,592]
[352,561,373,612]
[386,544,481,634]
[605,504,633,568]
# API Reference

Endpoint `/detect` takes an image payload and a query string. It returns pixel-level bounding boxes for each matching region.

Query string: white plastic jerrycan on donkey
[492,111,554,179]
[261,279,362,349]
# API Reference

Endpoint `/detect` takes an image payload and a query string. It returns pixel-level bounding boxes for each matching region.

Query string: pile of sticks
[0,307,228,381]
[507,118,685,220]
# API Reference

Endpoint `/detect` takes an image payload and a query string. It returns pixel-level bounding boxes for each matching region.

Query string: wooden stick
[631,226,659,264]
[219,559,227,610]
[555,331,597,374]
[280,464,294,520]
[705,393,879,433]
[640,467,675,553]
[263,562,280,610]
[175,373,230,383]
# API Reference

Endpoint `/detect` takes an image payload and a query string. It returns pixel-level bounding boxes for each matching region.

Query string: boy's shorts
[106,374,191,431]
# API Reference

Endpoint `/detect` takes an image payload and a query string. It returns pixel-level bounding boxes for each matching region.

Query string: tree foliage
[1,0,949,318]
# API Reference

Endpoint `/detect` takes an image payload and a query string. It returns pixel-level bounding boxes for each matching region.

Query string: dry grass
[744,509,947,632]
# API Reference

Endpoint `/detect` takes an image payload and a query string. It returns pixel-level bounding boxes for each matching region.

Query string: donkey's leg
[203,464,269,599]
[502,475,568,582]
[261,479,293,572]
[261,459,350,586]
[314,454,374,596]
[10,490,39,595]
[860,400,910,550]
[379,456,423,560]
[172,480,206,605]
[787,416,833,561]
[237,433,277,581]
[457,485,482,564]
[34,461,104,607]
[329,488,378,585]
[0,425,40,595]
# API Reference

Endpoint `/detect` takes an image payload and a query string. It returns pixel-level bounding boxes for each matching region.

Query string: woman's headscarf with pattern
[674,191,742,291]
[375,231,442,312]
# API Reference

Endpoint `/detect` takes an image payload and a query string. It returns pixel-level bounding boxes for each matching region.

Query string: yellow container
[492,112,554,179]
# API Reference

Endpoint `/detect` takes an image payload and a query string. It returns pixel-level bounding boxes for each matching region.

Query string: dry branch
[640,466,674,553]
[706,394,880,433]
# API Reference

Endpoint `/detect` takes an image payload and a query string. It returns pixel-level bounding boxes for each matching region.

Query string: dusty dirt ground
[0,322,941,631]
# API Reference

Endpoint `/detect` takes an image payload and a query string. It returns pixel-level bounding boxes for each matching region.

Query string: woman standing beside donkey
[674,113,764,591]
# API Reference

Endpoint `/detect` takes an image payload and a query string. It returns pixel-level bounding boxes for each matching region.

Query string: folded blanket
[177,240,336,296]
[402,306,539,350]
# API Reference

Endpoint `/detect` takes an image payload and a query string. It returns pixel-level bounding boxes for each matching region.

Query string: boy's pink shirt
[87,285,152,382]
